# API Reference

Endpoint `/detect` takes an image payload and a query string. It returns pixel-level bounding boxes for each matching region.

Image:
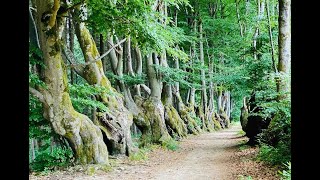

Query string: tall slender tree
[277,0,291,99]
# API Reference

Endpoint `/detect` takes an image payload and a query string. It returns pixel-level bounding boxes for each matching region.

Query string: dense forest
[29,0,290,179]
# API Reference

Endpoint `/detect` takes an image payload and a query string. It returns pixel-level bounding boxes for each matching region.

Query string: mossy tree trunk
[135,0,172,145]
[32,0,109,164]
[134,46,143,97]
[240,96,249,132]
[161,52,188,139]
[172,79,201,135]
[188,19,198,112]
[139,53,171,145]
[164,16,202,135]
[206,49,216,132]
[199,20,209,131]
[72,7,135,156]
[106,34,148,146]
[217,89,230,128]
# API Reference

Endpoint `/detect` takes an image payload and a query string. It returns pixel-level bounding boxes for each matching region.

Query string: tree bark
[277,0,291,99]
[106,34,149,150]
[134,46,143,97]
[235,0,244,37]
[68,15,75,84]
[266,0,277,73]
[140,53,171,145]
[172,87,202,135]
[199,20,208,131]
[29,6,40,48]
[73,6,135,156]
[188,19,197,112]
[207,52,216,131]
[33,0,109,164]
[253,0,265,60]
[240,96,249,132]
[161,52,188,138]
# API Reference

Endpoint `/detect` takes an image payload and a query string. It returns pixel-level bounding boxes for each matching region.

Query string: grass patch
[129,148,148,161]
[231,120,240,126]
[85,164,112,176]
[239,144,251,151]
[278,162,291,180]
[213,120,222,130]
[237,130,246,136]
[129,144,159,161]
[161,138,179,151]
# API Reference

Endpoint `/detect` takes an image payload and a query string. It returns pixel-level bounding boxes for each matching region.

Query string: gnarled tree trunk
[139,53,171,145]
[32,0,108,164]
[73,7,135,156]
[199,20,208,131]
[161,52,188,139]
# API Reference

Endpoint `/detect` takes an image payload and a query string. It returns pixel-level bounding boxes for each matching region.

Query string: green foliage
[29,45,47,89]
[257,143,290,166]
[129,148,149,161]
[29,95,74,172]
[29,44,45,67]
[29,45,74,172]
[73,36,86,63]
[29,73,47,89]
[129,144,159,161]
[161,138,179,151]
[190,112,202,127]
[279,162,291,180]
[29,96,49,139]
[237,129,246,136]
[239,144,251,151]
[86,0,190,58]
[31,146,74,172]
[105,72,146,86]
[69,83,109,113]
[153,64,200,88]
[253,75,291,167]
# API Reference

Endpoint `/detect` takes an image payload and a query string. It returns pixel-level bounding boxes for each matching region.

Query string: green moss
[84,66,98,84]
[85,164,112,175]
[86,165,96,176]
[96,60,103,70]
[164,105,187,138]
[213,119,222,130]
[237,130,246,136]
[139,98,172,145]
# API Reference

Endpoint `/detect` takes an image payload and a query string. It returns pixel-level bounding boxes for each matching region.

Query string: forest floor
[30,122,279,180]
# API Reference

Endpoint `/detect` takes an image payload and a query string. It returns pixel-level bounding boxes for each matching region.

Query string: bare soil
[30,123,279,180]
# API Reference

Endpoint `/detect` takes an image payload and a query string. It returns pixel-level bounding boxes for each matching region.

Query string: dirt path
[150,124,242,180]
[30,123,279,180]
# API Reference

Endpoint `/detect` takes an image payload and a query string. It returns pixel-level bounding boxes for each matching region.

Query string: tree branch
[62,45,85,77]
[140,84,151,95]
[29,6,40,49]
[67,38,126,68]
[48,0,61,29]
[57,2,82,16]
[29,87,47,105]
